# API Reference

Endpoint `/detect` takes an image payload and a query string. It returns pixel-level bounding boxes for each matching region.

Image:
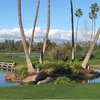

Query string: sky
[0,0,100,43]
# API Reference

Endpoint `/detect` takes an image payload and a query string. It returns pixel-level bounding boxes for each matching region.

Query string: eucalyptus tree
[89,3,99,41]
[18,0,36,73]
[28,0,40,54]
[75,8,83,52]
[70,0,75,61]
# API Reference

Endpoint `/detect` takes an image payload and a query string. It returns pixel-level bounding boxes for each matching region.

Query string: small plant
[19,67,28,78]
[54,76,71,84]
[69,61,81,69]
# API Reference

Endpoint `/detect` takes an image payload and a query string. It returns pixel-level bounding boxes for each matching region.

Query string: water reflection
[83,69,100,83]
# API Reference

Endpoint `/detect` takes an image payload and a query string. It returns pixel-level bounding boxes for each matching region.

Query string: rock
[22,71,48,83]
[5,73,16,80]
[92,71,100,78]
[37,77,55,85]
[35,71,48,82]
[22,75,38,83]
[44,68,55,75]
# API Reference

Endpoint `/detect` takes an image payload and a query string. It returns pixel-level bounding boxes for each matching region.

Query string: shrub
[69,61,81,69]
[47,44,71,61]
[36,61,69,69]
[54,76,71,84]
[19,67,28,78]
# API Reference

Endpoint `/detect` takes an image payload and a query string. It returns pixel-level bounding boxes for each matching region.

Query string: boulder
[5,73,16,80]
[37,77,55,85]
[22,71,48,83]
[44,68,55,75]
[35,71,48,82]
[22,75,38,83]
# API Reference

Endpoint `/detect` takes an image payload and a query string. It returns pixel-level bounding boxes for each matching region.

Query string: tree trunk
[70,0,75,61]
[94,19,96,38]
[90,19,93,42]
[82,28,100,69]
[18,0,36,73]
[28,0,40,54]
[75,17,79,52]
[39,0,50,63]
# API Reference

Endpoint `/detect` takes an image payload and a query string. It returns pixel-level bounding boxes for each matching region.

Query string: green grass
[76,48,100,65]
[89,59,100,65]
[0,48,100,66]
[0,52,40,65]
[0,84,100,99]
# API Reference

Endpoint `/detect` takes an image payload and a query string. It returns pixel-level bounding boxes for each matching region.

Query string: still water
[0,70,20,86]
[88,69,100,83]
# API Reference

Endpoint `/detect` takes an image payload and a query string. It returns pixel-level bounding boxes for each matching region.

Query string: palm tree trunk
[94,19,96,38]
[90,19,93,42]
[75,17,79,52]
[28,0,40,54]
[18,0,36,73]
[82,28,100,69]
[70,0,75,61]
[39,0,50,63]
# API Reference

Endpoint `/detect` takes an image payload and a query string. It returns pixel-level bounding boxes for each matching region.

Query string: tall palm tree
[18,0,36,73]
[82,27,100,69]
[70,0,75,61]
[89,12,94,42]
[28,0,40,54]
[39,0,50,64]
[89,3,99,41]
[75,8,83,52]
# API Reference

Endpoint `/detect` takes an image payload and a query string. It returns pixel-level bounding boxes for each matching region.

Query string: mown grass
[0,84,100,99]
[0,49,100,67]
[0,52,40,65]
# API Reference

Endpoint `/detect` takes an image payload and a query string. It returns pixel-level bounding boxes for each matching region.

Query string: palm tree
[39,0,50,64]
[28,0,40,54]
[89,12,94,42]
[75,8,83,52]
[18,0,36,73]
[82,28,100,69]
[89,3,99,41]
[70,0,75,61]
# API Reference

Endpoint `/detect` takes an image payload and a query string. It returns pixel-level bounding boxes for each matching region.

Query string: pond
[0,69,20,87]
[88,69,100,83]
[0,53,40,58]
[0,69,100,86]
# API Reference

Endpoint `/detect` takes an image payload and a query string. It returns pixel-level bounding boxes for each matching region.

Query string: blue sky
[0,0,100,30]
[0,0,100,43]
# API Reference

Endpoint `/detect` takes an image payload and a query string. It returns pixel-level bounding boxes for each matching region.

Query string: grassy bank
[0,52,100,68]
[0,84,100,99]
[0,53,40,65]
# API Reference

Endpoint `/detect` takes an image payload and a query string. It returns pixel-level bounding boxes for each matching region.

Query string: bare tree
[81,22,90,47]
[28,0,40,54]
[18,0,36,73]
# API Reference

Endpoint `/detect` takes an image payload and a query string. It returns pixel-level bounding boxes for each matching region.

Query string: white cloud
[0,27,100,43]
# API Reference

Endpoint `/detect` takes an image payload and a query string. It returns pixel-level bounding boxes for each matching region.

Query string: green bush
[47,44,71,61]
[54,76,71,84]
[36,61,69,69]
[69,61,81,69]
[35,61,82,70]
[19,67,28,78]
